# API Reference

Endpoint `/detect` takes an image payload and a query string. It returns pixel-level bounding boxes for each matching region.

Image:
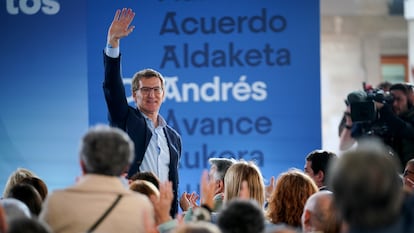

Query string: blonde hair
[3,168,37,198]
[224,161,265,207]
[266,169,318,227]
[129,180,160,198]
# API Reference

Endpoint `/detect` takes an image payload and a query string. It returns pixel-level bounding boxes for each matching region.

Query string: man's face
[391,89,408,116]
[209,165,222,195]
[403,163,414,191]
[133,77,164,115]
[304,161,316,180]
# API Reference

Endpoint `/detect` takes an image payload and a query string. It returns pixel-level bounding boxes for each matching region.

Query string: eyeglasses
[139,86,163,95]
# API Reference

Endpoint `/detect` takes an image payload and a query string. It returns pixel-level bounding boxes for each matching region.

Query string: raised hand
[150,181,174,225]
[107,8,135,48]
[188,192,200,208]
[200,170,216,210]
[179,192,191,211]
[179,192,200,211]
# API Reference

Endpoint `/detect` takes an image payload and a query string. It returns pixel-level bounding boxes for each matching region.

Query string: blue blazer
[103,53,182,215]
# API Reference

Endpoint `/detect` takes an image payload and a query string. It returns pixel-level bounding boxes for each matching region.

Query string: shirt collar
[141,111,166,129]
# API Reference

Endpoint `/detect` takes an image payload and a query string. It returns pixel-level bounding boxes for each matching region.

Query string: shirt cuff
[105,45,120,58]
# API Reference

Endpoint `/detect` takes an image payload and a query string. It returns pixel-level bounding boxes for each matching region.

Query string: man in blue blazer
[103,8,182,216]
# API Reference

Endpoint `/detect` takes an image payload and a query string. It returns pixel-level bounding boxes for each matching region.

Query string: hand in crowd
[179,192,199,211]
[150,181,173,225]
[200,170,216,210]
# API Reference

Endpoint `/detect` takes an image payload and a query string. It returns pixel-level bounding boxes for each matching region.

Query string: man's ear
[132,90,138,101]
[302,209,312,231]
[316,170,325,183]
[80,160,86,175]
[217,180,224,191]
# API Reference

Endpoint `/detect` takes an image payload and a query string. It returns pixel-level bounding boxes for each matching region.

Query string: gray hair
[328,138,403,229]
[79,125,134,176]
[208,157,236,181]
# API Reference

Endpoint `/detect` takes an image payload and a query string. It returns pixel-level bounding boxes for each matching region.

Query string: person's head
[7,217,52,233]
[129,180,160,199]
[403,158,414,193]
[209,158,235,195]
[405,82,414,105]
[389,83,412,116]
[3,168,37,198]
[131,69,165,115]
[266,169,318,227]
[6,184,42,217]
[79,124,134,176]
[174,221,221,233]
[301,191,342,233]
[19,177,48,201]
[0,198,31,223]
[328,139,403,230]
[304,150,337,188]
[217,199,265,233]
[377,81,392,92]
[129,171,160,189]
[224,161,265,207]
[0,205,7,233]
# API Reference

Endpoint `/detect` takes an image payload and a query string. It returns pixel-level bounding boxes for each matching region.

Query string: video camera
[345,82,393,137]
[346,82,394,123]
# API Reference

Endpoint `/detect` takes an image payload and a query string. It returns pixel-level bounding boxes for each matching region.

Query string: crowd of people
[1,7,414,233]
[1,125,413,233]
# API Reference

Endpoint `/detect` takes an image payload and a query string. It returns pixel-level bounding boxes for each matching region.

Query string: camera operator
[339,83,414,171]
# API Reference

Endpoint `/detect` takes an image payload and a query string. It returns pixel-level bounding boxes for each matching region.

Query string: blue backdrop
[1,0,320,197]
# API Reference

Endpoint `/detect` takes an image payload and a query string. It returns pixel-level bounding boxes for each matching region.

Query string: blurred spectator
[129,171,160,189]
[173,221,221,233]
[217,199,265,233]
[377,81,392,91]
[6,184,42,217]
[39,125,154,233]
[7,217,52,233]
[19,177,48,201]
[3,168,37,198]
[329,138,414,232]
[0,199,31,223]
[130,180,160,199]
